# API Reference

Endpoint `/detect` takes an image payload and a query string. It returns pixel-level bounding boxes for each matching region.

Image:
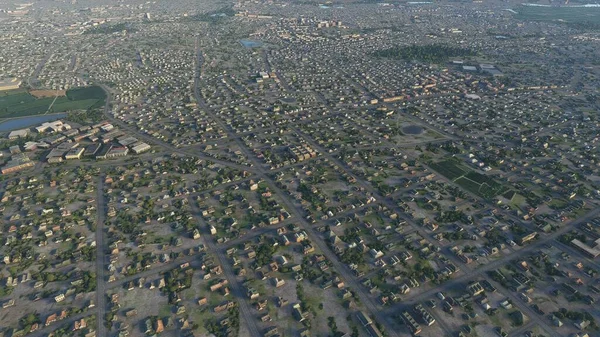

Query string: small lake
[403,125,424,135]
[0,113,66,132]
[280,97,296,104]
[240,39,263,48]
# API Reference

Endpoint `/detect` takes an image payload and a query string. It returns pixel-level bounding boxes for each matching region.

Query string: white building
[8,129,28,139]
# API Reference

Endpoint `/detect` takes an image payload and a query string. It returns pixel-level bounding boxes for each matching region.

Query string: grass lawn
[0,85,106,119]
[0,91,36,108]
[515,5,600,24]
[548,198,568,209]
[509,193,526,207]
[159,304,173,317]
[52,99,100,112]
[429,159,467,180]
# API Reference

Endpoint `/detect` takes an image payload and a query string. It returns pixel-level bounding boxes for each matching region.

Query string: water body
[0,113,66,132]
[240,39,263,48]
[402,125,424,135]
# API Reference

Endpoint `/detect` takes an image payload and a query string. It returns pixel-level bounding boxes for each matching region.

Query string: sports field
[0,86,106,119]
[429,159,509,199]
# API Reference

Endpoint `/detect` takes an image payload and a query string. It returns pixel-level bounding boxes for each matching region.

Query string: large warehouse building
[0,77,22,91]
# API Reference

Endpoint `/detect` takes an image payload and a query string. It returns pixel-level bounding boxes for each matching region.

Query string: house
[414,304,435,326]
[277,297,289,307]
[144,319,153,334]
[500,300,512,309]
[401,311,421,335]
[518,260,530,271]
[571,238,600,258]
[575,320,590,330]
[552,315,563,327]
[210,279,228,292]
[45,314,58,326]
[256,299,268,311]
[467,282,484,296]
[264,326,279,337]
[369,249,383,259]
[155,319,164,333]
[214,301,235,313]
[73,318,87,331]
[2,299,15,308]
[292,304,307,322]
[8,129,28,140]
[517,232,537,245]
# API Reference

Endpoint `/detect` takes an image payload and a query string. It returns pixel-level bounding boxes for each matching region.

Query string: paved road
[27,53,51,88]
[28,178,109,337]
[76,38,600,337]
[485,275,556,337]
[95,176,108,336]
[509,320,535,337]
[188,198,262,337]
[28,312,91,337]
[298,103,600,336]
[193,40,264,337]
[191,44,401,336]
[380,207,600,313]
[97,83,256,175]
[290,125,449,336]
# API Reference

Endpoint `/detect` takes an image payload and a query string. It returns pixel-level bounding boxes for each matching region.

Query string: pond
[280,97,296,104]
[0,113,66,132]
[240,39,263,48]
[402,125,424,135]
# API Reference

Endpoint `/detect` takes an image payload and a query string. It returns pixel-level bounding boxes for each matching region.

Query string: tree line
[373,44,476,63]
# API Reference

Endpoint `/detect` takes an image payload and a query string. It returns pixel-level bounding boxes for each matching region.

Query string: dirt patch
[30,89,66,98]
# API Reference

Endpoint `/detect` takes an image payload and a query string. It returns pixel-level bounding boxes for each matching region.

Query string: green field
[0,91,36,107]
[515,5,600,27]
[0,86,106,119]
[429,159,467,180]
[430,159,509,199]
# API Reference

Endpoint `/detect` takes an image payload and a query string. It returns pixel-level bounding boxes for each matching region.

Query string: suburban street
[95,176,108,337]
[2,1,600,337]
